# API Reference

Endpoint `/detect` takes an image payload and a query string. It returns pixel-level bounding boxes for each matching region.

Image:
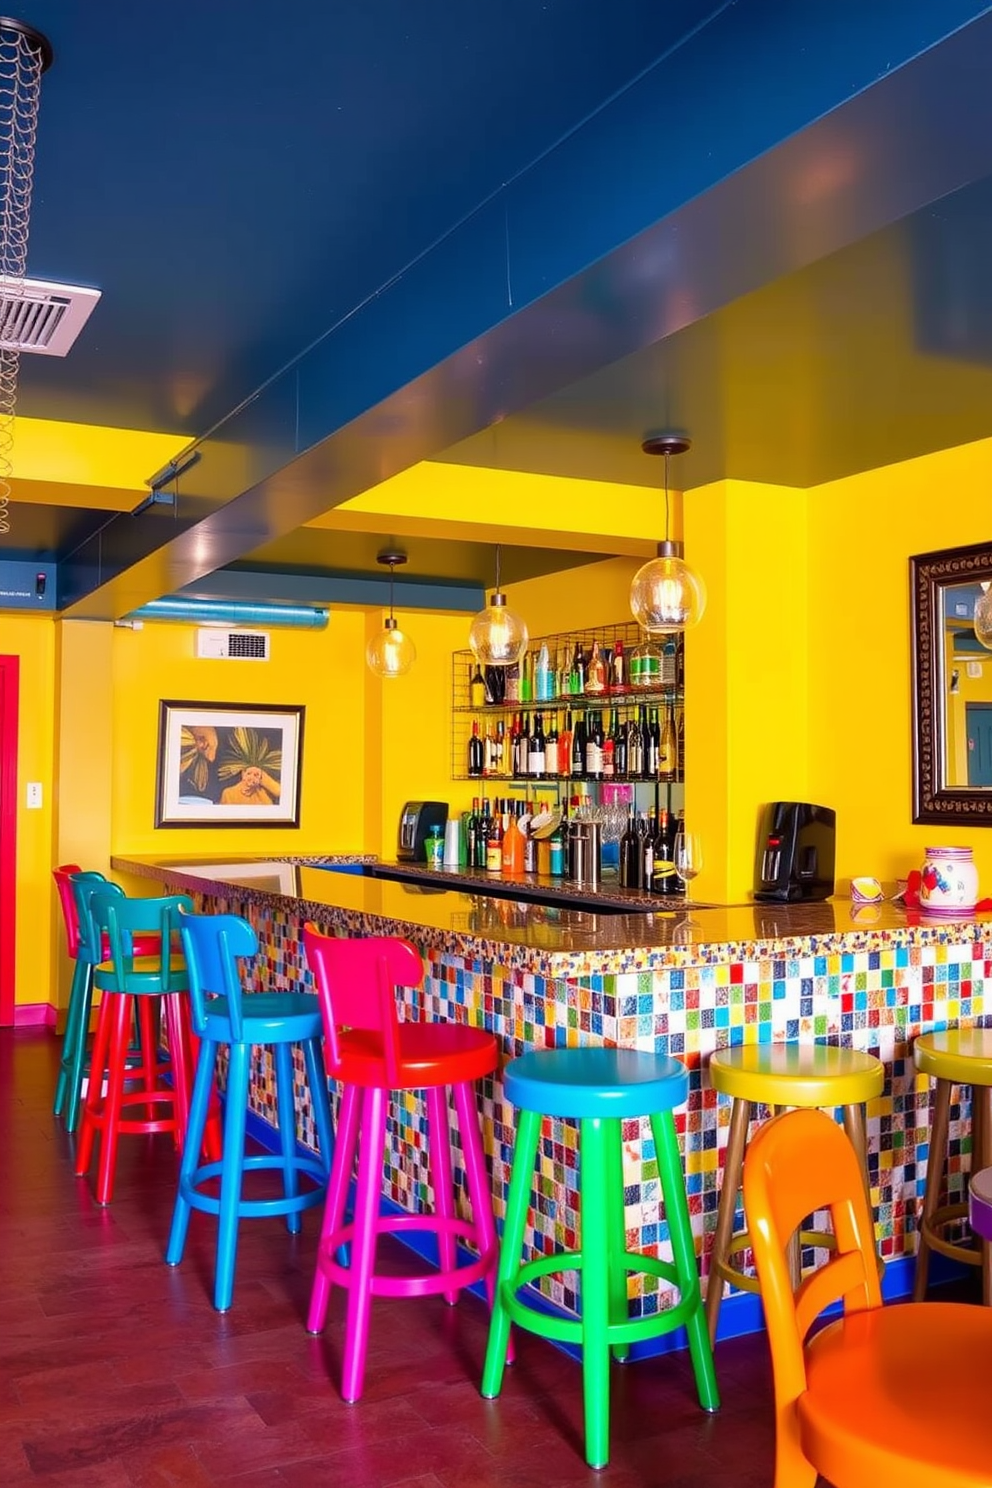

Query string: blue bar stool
[481,1047,719,1468]
[165,909,335,1312]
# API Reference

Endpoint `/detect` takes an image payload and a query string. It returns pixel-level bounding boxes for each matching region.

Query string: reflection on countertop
[111,853,992,978]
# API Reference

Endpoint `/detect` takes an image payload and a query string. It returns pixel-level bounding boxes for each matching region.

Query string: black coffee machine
[754,801,836,902]
[396,801,448,861]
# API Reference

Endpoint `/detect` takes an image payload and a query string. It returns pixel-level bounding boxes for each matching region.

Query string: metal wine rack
[451,619,685,787]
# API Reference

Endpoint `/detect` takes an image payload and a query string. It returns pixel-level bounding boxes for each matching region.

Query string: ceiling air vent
[0,275,101,356]
[195,629,270,661]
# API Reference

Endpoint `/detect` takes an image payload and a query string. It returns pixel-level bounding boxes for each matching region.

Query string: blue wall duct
[124,597,328,629]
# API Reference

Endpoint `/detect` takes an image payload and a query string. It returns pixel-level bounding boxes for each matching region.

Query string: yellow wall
[0,614,57,1015]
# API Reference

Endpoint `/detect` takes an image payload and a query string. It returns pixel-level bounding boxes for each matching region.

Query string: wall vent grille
[195,629,270,660]
[0,276,101,356]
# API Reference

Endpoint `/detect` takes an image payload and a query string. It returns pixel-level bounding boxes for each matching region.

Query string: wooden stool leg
[914,1076,951,1301]
[841,1102,882,1277]
[706,1096,749,1344]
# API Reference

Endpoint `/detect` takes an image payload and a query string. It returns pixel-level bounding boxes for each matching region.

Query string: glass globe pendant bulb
[469,591,528,667]
[974,588,992,650]
[630,540,707,634]
[366,615,416,677]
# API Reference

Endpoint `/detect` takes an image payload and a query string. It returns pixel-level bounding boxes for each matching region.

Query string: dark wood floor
[1,1028,797,1485]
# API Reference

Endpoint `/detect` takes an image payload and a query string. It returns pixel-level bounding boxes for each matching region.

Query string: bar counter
[113,853,992,1338]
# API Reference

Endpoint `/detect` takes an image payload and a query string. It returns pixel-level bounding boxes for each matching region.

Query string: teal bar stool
[166,909,335,1312]
[481,1047,719,1469]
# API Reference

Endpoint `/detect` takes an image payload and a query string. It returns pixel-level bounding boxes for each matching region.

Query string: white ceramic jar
[919,845,979,916]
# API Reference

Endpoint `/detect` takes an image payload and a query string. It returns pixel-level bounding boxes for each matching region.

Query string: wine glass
[674,829,703,901]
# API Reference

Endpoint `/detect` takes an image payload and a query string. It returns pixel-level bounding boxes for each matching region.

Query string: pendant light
[629,435,706,633]
[366,550,417,677]
[468,543,528,667]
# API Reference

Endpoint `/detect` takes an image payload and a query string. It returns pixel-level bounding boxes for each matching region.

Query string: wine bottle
[611,707,627,777]
[585,711,603,781]
[627,712,643,777]
[640,810,655,888]
[535,642,553,702]
[544,712,559,776]
[466,796,480,866]
[505,660,520,704]
[517,713,530,777]
[612,639,625,691]
[619,805,641,889]
[469,661,486,708]
[486,804,503,871]
[558,710,573,776]
[676,701,685,782]
[648,707,661,777]
[571,713,587,779]
[528,713,546,778]
[652,807,678,895]
[468,720,483,777]
[661,636,677,690]
[571,641,585,695]
[659,700,676,782]
[639,705,652,780]
[476,799,492,869]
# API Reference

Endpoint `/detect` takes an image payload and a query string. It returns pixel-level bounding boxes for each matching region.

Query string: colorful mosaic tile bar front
[193,887,991,1320]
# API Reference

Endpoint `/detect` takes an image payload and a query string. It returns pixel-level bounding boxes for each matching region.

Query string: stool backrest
[90,891,193,995]
[52,863,85,957]
[302,924,422,1084]
[71,873,120,965]
[742,1107,882,1454]
[178,908,257,1040]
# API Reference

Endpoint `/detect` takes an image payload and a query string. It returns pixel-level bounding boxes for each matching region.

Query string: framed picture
[155,701,304,828]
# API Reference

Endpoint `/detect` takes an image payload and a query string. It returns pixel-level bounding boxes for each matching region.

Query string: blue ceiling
[6,1,992,613]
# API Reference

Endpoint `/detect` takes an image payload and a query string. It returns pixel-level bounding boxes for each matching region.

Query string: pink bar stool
[303,925,500,1403]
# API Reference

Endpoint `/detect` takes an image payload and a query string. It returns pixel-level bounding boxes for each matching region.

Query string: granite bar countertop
[111,854,992,979]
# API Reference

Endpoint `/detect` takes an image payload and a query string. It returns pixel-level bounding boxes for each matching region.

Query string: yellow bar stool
[705,1042,884,1343]
[912,1027,992,1304]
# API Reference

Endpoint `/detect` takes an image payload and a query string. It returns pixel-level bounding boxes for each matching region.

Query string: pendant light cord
[388,561,395,622]
[494,542,502,594]
[664,451,671,542]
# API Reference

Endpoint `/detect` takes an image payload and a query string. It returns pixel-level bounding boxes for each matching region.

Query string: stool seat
[504,1047,689,1118]
[706,1041,884,1345]
[198,990,328,1042]
[709,1043,884,1107]
[338,1020,497,1088]
[914,1027,992,1085]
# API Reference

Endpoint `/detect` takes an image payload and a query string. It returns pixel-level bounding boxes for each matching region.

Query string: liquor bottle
[661,636,677,690]
[544,712,559,775]
[585,711,604,780]
[505,661,520,704]
[648,707,661,777]
[495,717,508,776]
[586,639,606,694]
[521,801,537,872]
[610,707,627,777]
[652,807,678,895]
[466,797,481,866]
[469,661,486,708]
[476,799,492,868]
[528,713,546,778]
[484,665,505,705]
[502,803,524,874]
[639,704,653,779]
[571,713,587,779]
[516,713,530,777]
[612,639,626,691]
[640,810,655,888]
[486,803,504,871]
[558,710,573,776]
[535,642,553,702]
[619,805,641,889]
[676,701,685,782]
[675,632,685,693]
[468,720,483,778]
[602,715,615,778]
[549,813,566,877]
[659,700,676,782]
[519,651,532,704]
[627,712,643,777]
[571,641,585,695]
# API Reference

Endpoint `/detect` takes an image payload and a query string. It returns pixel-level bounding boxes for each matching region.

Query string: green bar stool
[481,1047,719,1469]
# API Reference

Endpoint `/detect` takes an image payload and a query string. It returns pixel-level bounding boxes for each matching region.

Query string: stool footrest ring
[319,1213,496,1299]
[920,1200,982,1266]
[180,1153,328,1219]
[501,1249,701,1348]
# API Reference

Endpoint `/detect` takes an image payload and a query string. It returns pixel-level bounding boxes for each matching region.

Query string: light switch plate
[25,781,42,809]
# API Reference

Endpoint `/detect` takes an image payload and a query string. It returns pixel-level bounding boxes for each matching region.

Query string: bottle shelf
[457,773,684,786]
[452,689,683,714]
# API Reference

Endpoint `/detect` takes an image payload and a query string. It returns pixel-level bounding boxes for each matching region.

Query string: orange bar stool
[705,1043,884,1343]
[744,1107,992,1488]
[912,1027,992,1303]
[302,925,500,1404]
[74,891,198,1205]
[166,909,335,1312]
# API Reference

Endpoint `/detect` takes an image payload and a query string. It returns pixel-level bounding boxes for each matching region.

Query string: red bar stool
[52,867,161,1133]
[74,891,198,1204]
[302,925,499,1403]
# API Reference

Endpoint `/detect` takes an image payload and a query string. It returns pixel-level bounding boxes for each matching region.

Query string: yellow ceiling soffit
[10,416,183,497]
[328,461,672,543]
[307,505,656,557]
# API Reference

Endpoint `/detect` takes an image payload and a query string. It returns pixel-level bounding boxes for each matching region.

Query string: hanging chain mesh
[0,21,48,536]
